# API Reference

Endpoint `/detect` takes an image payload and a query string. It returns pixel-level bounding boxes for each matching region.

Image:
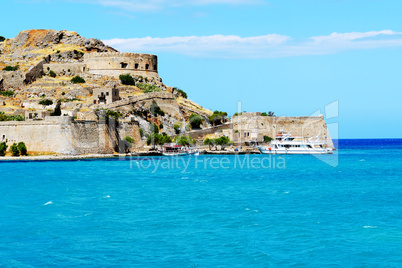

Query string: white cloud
[103,30,402,58]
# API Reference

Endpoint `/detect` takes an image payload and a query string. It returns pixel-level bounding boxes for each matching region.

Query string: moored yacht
[258,130,333,154]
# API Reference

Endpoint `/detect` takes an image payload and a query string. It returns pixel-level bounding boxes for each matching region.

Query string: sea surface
[1,139,401,267]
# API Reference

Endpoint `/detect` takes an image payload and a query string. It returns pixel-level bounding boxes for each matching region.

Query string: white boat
[162,143,188,156]
[258,130,333,155]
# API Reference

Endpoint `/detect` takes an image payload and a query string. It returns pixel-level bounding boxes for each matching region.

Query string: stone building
[25,110,51,120]
[84,52,159,79]
[93,88,120,105]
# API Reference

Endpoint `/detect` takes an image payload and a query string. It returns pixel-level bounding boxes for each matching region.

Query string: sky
[2,0,402,138]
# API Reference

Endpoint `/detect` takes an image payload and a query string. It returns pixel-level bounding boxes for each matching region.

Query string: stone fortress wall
[84,52,159,79]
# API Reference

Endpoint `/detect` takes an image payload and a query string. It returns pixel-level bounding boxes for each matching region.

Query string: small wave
[363,226,377,229]
[104,195,110,198]
[359,159,366,162]
[44,201,53,206]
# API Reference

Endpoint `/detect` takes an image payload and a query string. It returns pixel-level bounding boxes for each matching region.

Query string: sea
[0,139,401,267]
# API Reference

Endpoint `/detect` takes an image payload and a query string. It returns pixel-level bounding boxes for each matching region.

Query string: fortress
[84,52,159,79]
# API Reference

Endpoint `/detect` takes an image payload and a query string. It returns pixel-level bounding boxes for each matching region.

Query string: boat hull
[259,148,332,155]
[162,152,188,156]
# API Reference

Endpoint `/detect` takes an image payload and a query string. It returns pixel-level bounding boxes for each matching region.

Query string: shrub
[137,83,161,93]
[39,99,53,106]
[150,123,159,133]
[0,90,14,97]
[119,74,135,86]
[2,65,19,71]
[10,143,19,156]
[174,88,187,98]
[173,124,181,134]
[262,111,275,116]
[189,114,203,129]
[0,112,24,121]
[124,136,135,146]
[150,101,165,117]
[62,92,66,96]
[0,142,7,156]
[17,142,27,156]
[208,110,228,126]
[139,128,144,137]
[105,109,122,119]
[0,36,5,42]
[159,123,163,129]
[263,135,273,143]
[49,70,56,77]
[71,76,85,84]
[175,135,196,146]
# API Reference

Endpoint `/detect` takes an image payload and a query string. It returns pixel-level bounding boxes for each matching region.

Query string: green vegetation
[0,90,14,97]
[137,83,161,93]
[203,138,214,150]
[150,123,159,133]
[71,76,85,84]
[174,87,187,98]
[233,112,242,116]
[159,123,163,129]
[73,49,84,58]
[139,128,144,138]
[2,65,19,71]
[49,70,56,78]
[39,99,53,106]
[189,114,203,129]
[173,124,181,134]
[62,92,66,96]
[146,132,172,148]
[208,110,228,126]
[261,111,275,116]
[119,74,135,86]
[150,101,165,116]
[105,109,122,119]
[10,143,19,156]
[0,142,7,156]
[51,100,62,116]
[175,135,196,146]
[204,136,233,150]
[0,36,5,42]
[0,112,24,121]
[17,142,27,156]
[263,135,273,143]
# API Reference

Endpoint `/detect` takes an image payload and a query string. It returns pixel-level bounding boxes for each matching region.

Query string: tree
[175,135,195,146]
[71,76,85,84]
[0,142,7,156]
[150,123,159,134]
[263,135,273,143]
[189,114,203,129]
[208,111,228,126]
[17,142,27,156]
[160,133,172,145]
[203,138,214,150]
[119,74,135,86]
[0,36,5,42]
[216,136,231,150]
[139,128,144,138]
[173,124,181,134]
[51,100,62,116]
[10,143,19,156]
[39,99,53,106]
[49,70,56,78]
[147,133,161,148]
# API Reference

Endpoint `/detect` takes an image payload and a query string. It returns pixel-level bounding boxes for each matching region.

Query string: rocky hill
[0,29,212,142]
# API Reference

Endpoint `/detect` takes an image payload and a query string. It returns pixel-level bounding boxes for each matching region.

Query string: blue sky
[3,0,402,138]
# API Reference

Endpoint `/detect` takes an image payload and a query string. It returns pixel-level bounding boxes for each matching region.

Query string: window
[153,65,157,71]
[106,92,109,96]
[145,64,149,70]
[120,62,128,68]
[135,63,139,69]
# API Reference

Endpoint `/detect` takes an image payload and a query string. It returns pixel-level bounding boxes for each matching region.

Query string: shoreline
[0,150,262,161]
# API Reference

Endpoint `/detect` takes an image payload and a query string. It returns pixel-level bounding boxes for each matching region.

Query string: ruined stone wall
[43,63,86,76]
[0,71,25,89]
[232,115,334,148]
[84,52,159,79]
[0,118,117,155]
[25,59,45,84]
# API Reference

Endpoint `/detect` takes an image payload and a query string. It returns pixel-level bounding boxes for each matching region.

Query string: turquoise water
[1,139,401,267]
